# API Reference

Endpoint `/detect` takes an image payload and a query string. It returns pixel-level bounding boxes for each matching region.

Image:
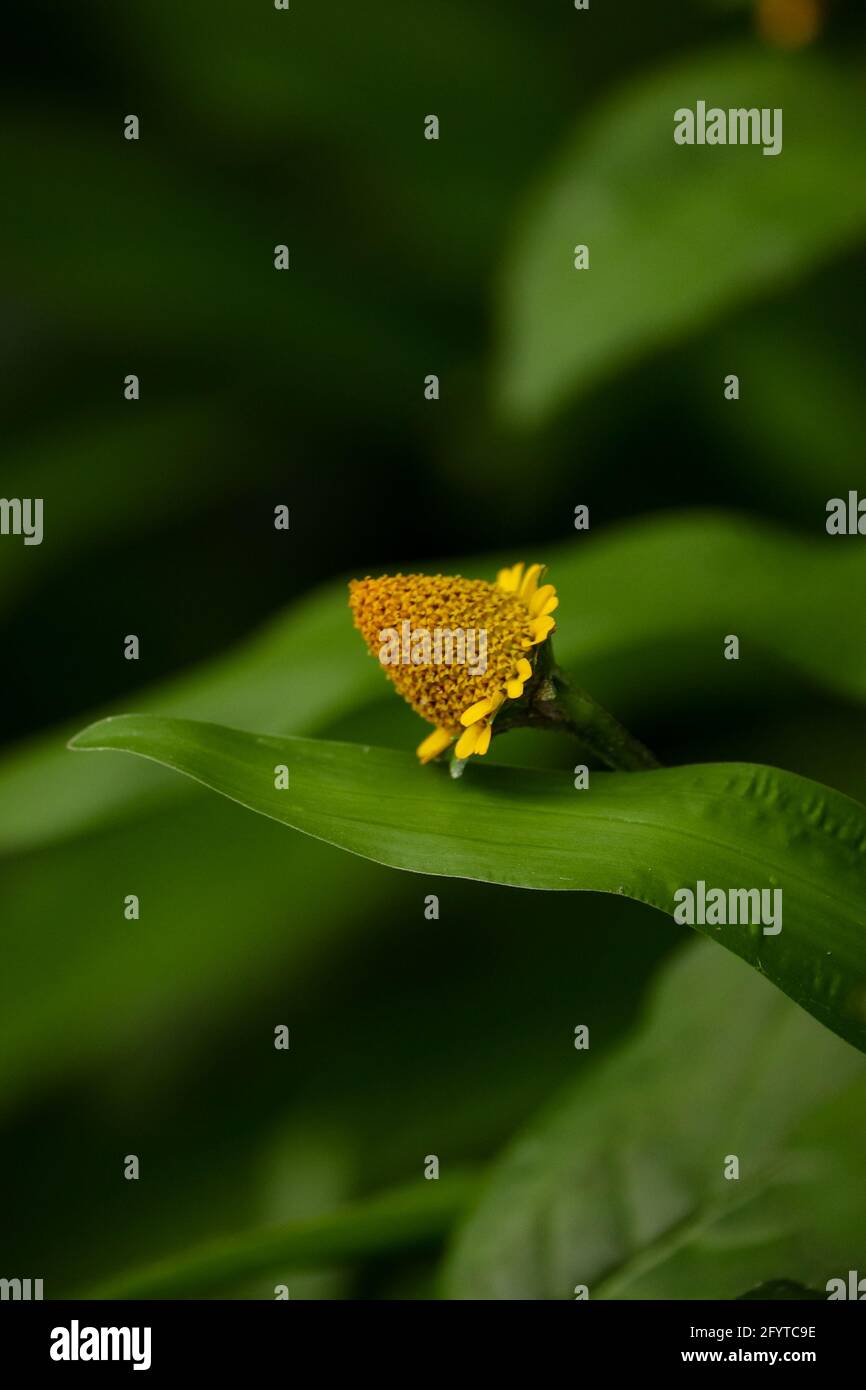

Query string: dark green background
[1,0,865,1298]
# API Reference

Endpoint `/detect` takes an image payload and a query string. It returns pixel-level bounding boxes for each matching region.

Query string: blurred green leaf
[444,942,866,1299]
[737,1280,826,1301]
[0,793,403,1113]
[70,715,866,1054]
[498,45,866,422]
[701,318,866,512]
[0,805,673,1280]
[4,510,866,854]
[0,405,246,615]
[0,581,378,854]
[80,1171,479,1299]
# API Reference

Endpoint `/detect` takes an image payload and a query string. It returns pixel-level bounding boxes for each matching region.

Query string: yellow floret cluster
[349,563,557,762]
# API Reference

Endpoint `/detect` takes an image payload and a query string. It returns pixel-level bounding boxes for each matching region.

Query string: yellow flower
[756,0,823,50]
[348,562,558,762]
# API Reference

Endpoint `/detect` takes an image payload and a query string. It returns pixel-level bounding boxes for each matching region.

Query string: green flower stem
[542,675,661,771]
[493,642,661,771]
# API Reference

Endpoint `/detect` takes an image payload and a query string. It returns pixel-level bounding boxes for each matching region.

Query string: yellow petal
[529,584,558,618]
[528,615,556,643]
[455,721,484,758]
[519,563,545,603]
[505,658,533,697]
[460,696,495,727]
[497,562,524,594]
[416,726,453,763]
[475,722,492,755]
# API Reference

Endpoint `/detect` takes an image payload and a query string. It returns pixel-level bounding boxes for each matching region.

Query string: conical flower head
[348,563,558,762]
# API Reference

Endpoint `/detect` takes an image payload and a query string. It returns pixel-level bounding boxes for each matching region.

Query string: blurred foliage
[2,0,865,1299]
[445,942,866,1299]
[5,510,866,854]
[84,1170,481,1299]
[497,44,866,424]
[71,714,866,1054]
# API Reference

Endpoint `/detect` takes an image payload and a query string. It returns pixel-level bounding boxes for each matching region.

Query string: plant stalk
[492,641,661,772]
[540,675,661,771]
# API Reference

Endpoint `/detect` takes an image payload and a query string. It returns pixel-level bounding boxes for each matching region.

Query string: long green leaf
[498,45,866,422]
[444,943,866,1299]
[80,1173,479,1300]
[70,715,866,1054]
[6,511,866,854]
